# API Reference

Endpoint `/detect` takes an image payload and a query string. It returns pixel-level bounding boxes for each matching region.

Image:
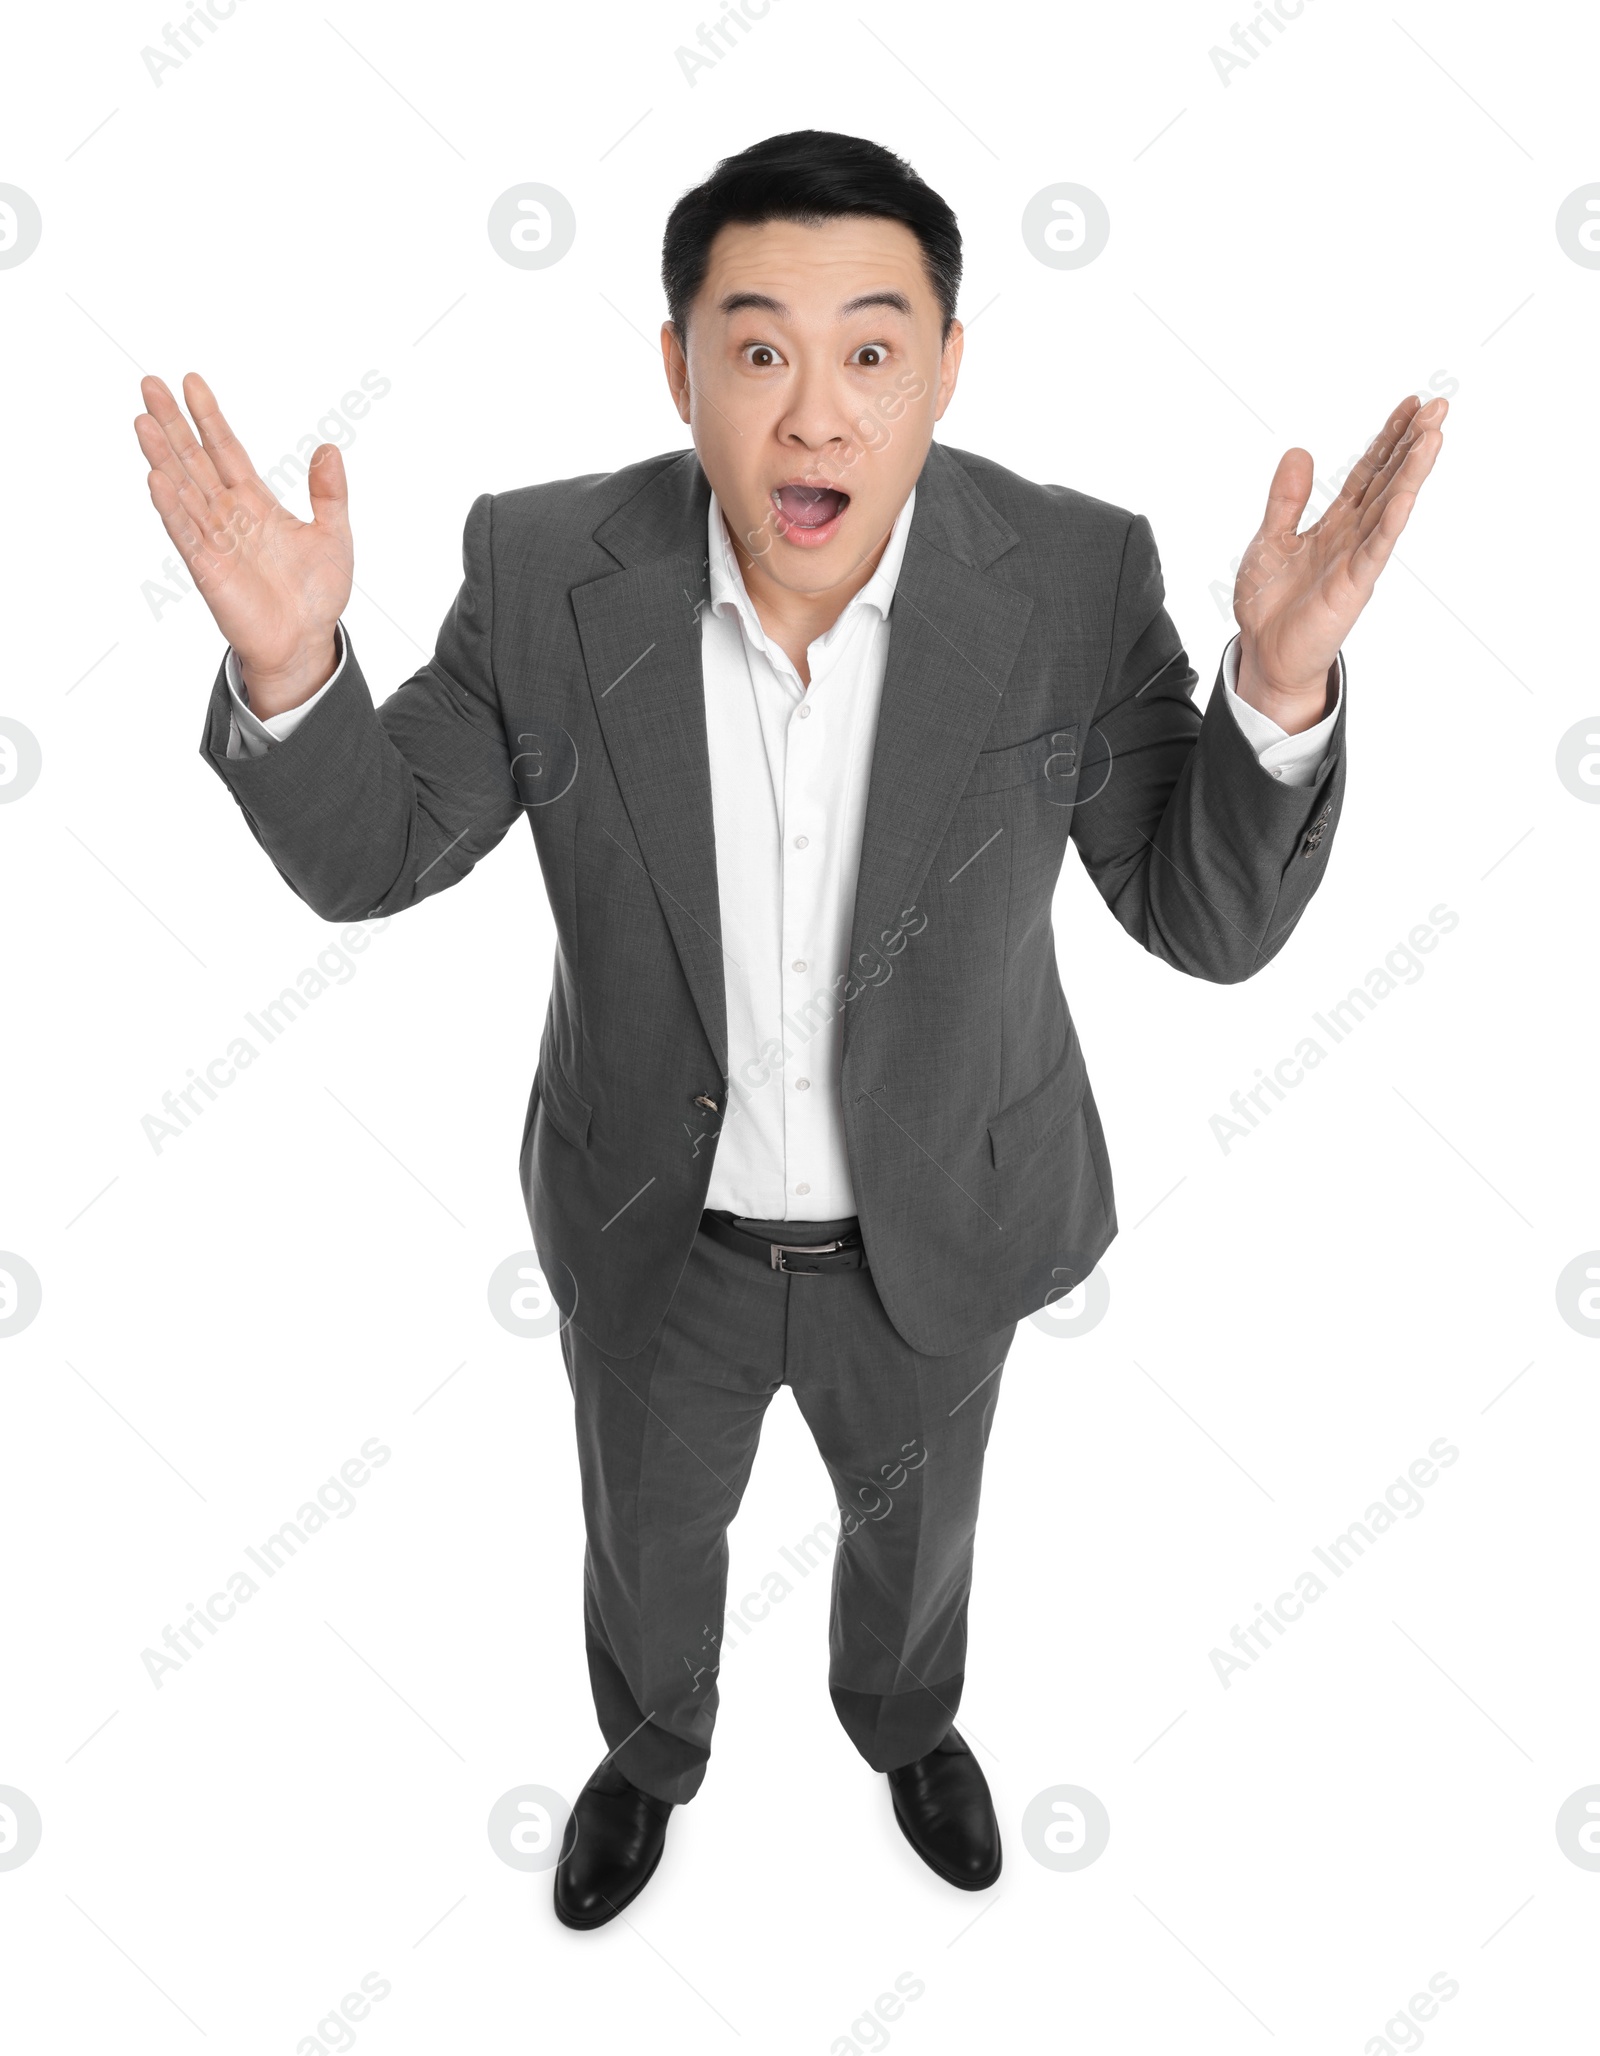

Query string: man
[134,130,1444,1929]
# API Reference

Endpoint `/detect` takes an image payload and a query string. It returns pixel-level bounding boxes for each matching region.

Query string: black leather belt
[700,1209,869,1274]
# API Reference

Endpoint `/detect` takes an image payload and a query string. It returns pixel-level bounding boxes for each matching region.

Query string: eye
[849,342,891,368]
[741,342,784,369]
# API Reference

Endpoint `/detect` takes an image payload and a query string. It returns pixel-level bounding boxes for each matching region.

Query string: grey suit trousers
[562,1212,1018,1805]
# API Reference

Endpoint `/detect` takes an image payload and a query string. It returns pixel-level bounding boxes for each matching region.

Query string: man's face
[662,215,962,597]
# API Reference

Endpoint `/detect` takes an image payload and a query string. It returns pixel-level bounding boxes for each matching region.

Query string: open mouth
[770,481,851,547]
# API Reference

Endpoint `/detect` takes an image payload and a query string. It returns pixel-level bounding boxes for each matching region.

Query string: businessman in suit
[134,130,1444,1927]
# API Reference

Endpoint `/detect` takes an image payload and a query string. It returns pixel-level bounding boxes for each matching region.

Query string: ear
[934,319,964,422]
[660,321,692,425]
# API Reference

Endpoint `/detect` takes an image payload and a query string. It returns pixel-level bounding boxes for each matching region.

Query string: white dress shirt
[223,487,1341,1219]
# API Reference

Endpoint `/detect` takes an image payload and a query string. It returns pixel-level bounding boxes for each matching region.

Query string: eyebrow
[716,289,914,321]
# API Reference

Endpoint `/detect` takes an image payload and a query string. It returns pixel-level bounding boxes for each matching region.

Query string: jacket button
[694,1094,719,1112]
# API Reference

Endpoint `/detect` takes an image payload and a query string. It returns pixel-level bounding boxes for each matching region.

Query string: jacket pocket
[536,1055,593,1152]
[988,1031,1088,1168]
[959,724,1080,800]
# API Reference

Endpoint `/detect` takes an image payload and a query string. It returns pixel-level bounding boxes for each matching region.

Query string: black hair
[661,130,962,343]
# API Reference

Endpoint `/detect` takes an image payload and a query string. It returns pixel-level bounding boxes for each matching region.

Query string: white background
[3,0,1597,2048]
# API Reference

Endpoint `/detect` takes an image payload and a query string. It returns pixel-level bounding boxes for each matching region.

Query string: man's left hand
[1234,391,1448,733]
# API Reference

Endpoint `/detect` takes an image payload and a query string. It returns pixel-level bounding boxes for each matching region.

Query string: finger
[140,374,224,501]
[305,442,350,541]
[133,403,232,524]
[1258,446,1314,539]
[145,467,235,587]
[134,407,199,501]
[1356,421,1444,544]
[1349,488,1415,594]
[1354,394,1448,514]
[138,435,214,535]
[181,370,264,493]
[1331,394,1421,514]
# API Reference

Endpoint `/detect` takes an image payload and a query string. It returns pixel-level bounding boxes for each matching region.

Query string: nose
[774,358,857,465]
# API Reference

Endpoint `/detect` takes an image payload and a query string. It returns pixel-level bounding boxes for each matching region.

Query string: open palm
[135,371,351,708]
[1234,391,1448,718]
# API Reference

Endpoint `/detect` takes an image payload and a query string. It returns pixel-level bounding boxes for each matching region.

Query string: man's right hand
[135,371,353,719]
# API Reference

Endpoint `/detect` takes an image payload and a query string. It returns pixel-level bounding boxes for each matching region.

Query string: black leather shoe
[886,1728,1001,1890]
[553,1759,675,1930]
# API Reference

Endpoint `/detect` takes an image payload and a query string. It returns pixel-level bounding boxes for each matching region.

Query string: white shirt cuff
[223,623,348,760]
[1219,633,1342,788]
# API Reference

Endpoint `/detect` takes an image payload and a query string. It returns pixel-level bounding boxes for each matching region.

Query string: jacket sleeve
[196,491,524,923]
[1068,511,1346,983]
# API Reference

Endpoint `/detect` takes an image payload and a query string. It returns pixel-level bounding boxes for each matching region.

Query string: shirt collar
[706,484,916,650]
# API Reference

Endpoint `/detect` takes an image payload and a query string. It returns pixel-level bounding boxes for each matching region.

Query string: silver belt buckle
[770,1237,846,1272]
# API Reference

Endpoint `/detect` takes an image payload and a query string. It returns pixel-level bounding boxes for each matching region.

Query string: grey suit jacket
[199,438,1345,1358]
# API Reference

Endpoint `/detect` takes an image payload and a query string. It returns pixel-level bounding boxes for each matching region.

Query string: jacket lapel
[572,453,727,1071]
[841,444,1034,1057]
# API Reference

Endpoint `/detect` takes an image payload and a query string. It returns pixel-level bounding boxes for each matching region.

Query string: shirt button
[795,1181,810,1195]
[1271,766,1283,779]
[795,1077,810,1091]
[798,705,811,719]
[792,959,807,973]
[793,834,809,849]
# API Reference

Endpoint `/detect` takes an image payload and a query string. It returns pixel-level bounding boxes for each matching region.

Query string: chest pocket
[959,724,1080,801]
